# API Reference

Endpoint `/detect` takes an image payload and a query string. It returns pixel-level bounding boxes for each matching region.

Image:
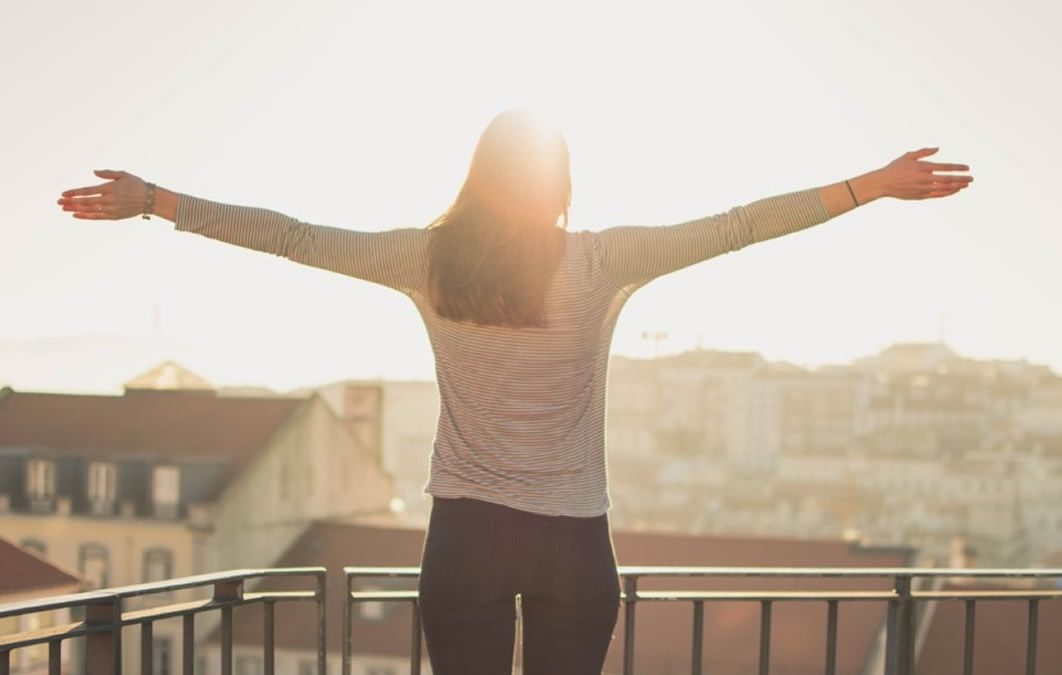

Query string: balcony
[2,566,1061,675]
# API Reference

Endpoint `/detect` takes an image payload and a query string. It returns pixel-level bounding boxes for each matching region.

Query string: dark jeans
[418,497,621,675]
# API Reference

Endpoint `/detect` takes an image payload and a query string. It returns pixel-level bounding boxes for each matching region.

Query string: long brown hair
[428,109,571,328]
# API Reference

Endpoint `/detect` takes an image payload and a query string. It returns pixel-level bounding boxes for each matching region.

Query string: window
[143,547,174,583]
[79,543,109,590]
[153,465,180,518]
[20,538,47,556]
[235,655,262,675]
[87,462,117,514]
[153,637,172,675]
[26,458,55,502]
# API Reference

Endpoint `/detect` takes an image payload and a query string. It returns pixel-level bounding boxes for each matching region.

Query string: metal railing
[0,568,325,675]
[343,566,1062,675]
[4,566,1059,674]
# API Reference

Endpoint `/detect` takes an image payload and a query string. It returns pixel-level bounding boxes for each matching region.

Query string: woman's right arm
[58,170,428,295]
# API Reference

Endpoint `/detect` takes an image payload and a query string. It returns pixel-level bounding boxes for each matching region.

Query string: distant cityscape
[2,340,1061,673]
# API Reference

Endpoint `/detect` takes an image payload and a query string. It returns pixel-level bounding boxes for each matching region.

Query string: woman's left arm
[819,147,972,218]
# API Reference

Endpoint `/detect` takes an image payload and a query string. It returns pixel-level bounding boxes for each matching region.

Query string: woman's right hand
[57,169,150,220]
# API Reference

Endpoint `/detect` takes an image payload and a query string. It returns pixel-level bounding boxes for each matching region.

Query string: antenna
[640,331,669,359]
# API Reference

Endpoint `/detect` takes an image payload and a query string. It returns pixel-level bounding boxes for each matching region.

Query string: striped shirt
[175,188,830,517]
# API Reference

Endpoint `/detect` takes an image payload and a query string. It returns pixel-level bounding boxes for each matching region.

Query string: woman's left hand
[57,169,149,220]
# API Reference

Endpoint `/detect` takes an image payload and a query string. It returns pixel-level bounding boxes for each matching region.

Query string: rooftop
[0,536,80,601]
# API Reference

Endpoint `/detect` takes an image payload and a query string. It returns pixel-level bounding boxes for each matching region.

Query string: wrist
[140,182,157,220]
[152,187,179,222]
[850,170,888,203]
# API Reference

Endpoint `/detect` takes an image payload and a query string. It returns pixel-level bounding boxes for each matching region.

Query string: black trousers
[418,497,621,675]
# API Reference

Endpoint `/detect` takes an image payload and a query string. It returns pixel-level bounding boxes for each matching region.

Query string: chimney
[949,535,979,569]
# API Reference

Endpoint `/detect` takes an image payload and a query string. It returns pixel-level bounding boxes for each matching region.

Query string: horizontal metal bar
[350,591,419,602]
[0,621,112,651]
[637,589,1062,602]
[914,590,1062,601]
[344,567,422,578]
[243,591,318,602]
[3,590,317,654]
[0,593,115,619]
[122,599,235,625]
[0,568,325,617]
[637,591,898,602]
[92,567,325,600]
[616,567,1062,579]
[344,566,1062,586]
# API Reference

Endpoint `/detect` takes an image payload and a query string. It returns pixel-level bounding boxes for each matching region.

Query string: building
[0,536,81,675]
[0,369,395,675]
[308,379,439,526]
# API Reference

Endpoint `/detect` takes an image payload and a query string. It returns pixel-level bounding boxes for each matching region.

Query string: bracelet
[141,182,157,220]
[844,179,860,207]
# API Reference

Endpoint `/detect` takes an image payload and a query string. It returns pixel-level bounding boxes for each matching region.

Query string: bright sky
[2,0,1060,393]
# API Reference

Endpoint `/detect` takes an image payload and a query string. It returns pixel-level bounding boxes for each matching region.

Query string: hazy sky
[2,0,1060,393]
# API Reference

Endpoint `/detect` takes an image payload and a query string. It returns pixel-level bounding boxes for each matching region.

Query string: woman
[58,110,972,674]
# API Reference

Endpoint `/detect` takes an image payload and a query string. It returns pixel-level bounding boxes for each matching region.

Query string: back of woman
[58,108,972,675]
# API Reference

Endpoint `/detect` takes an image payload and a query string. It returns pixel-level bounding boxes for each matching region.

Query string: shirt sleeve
[174,193,428,296]
[593,188,831,293]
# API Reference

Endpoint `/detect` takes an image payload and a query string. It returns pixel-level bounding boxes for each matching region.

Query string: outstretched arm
[57,170,427,295]
[820,147,972,217]
[595,148,973,292]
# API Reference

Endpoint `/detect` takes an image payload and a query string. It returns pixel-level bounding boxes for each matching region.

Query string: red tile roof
[0,537,80,599]
[214,521,910,675]
[0,389,304,462]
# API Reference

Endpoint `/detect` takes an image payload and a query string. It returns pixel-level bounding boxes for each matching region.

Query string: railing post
[214,580,243,675]
[825,600,838,675]
[410,600,422,675]
[1026,599,1039,675]
[48,640,61,675]
[886,575,914,675]
[141,620,154,675]
[623,575,639,675]
[758,600,772,675]
[183,613,195,675]
[316,570,327,675]
[962,600,975,675]
[263,601,275,675]
[342,574,352,675]
[0,650,9,675]
[84,596,121,675]
[690,601,704,675]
